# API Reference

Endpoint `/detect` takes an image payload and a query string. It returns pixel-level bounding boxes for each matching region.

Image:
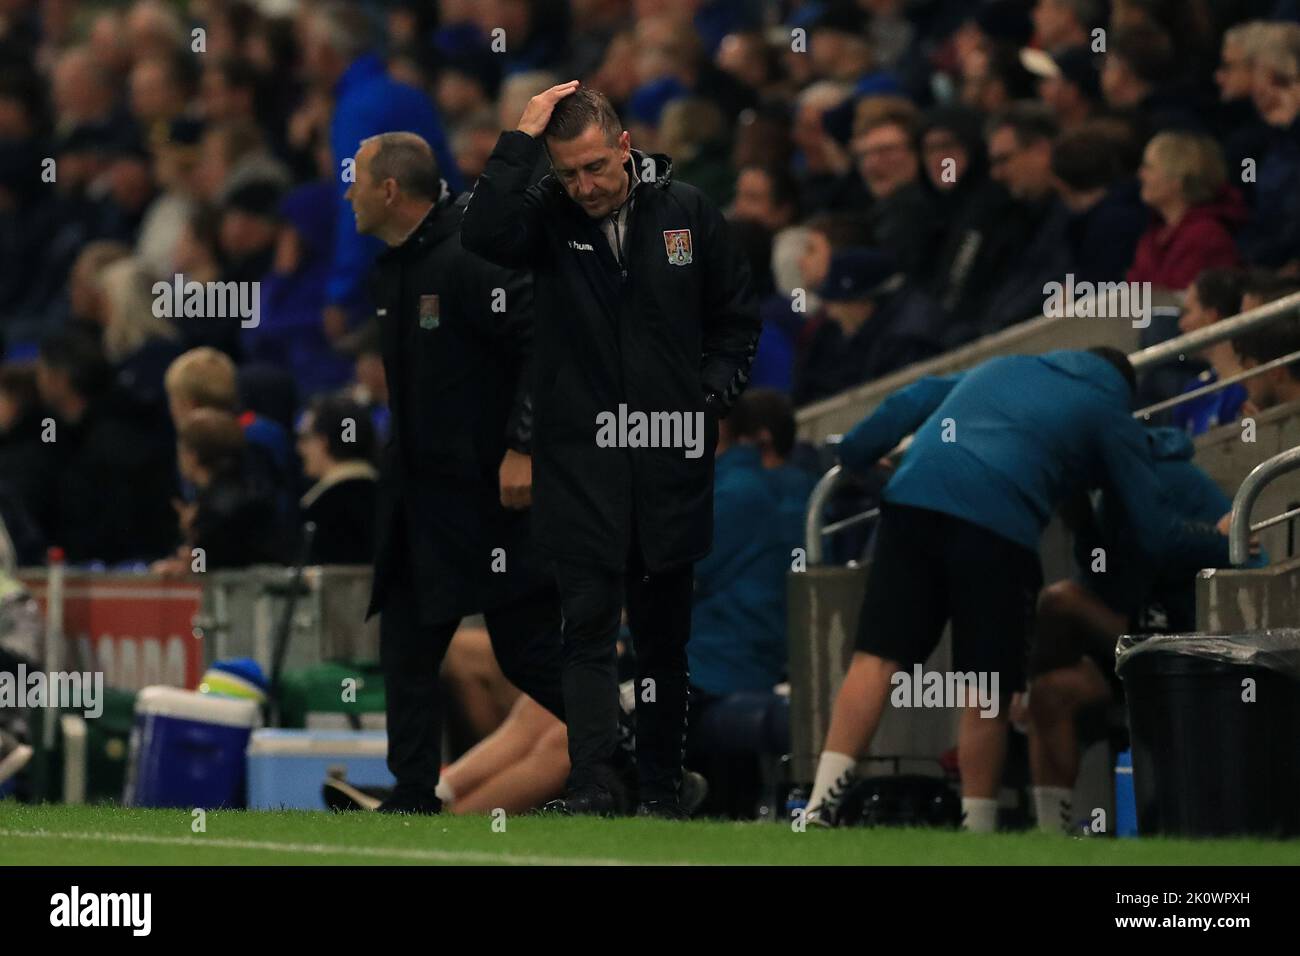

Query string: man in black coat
[462,83,760,816]
[349,131,565,814]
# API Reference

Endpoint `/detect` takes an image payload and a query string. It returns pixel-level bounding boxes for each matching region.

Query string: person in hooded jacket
[462,83,759,817]
[1025,424,1265,834]
[802,347,1233,832]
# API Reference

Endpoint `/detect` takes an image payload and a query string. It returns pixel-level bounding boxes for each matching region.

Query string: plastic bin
[1117,629,1300,837]
[124,686,259,808]
[246,729,393,810]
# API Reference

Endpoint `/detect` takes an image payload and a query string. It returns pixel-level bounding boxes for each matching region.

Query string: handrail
[804,465,844,565]
[1133,346,1300,420]
[1128,289,1300,371]
[1229,446,1300,565]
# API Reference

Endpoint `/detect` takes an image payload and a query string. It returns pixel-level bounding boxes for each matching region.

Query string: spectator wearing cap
[978,102,1072,341]
[1052,121,1146,284]
[296,395,378,566]
[247,181,354,398]
[851,98,942,280]
[1022,45,1102,131]
[1127,131,1245,292]
[792,247,945,407]
[299,1,462,343]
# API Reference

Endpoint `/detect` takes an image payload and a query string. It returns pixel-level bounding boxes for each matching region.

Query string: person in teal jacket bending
[804,347,1233,831]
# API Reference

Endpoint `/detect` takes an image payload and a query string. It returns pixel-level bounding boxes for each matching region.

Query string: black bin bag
[1117,629,1300,838]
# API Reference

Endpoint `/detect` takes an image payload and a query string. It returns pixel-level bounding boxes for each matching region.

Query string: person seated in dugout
[803,347,1234,832]
[685,389,816,817]
[1021,425,1265,834]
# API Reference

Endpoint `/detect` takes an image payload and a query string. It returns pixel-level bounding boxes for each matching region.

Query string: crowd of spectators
[1,0,1299,571]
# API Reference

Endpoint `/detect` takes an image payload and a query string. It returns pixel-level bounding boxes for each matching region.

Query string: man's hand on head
[517,80,581,138]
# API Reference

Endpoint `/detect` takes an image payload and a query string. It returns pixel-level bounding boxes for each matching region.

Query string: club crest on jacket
[663,229,693,266]
[419,294,440,329]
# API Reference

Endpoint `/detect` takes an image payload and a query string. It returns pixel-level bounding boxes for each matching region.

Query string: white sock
[1032,785,1073,834]
[807,751,856,814]
[961,796,998,833]
[434,779,456,806]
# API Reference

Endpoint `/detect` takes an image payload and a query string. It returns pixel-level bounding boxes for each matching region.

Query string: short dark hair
[544,87,622,145]
[730,388,797,459]
[1192,268,1245,318]
[0,363,40,414]
[1242,269,1300,306]
[740,163,800,218]
[1234,316,1300,380]
[987,101,1059,148]
[307,395,376,463]
[1109,24,1175,86]
[1051,124,1126,191]
[364,131,440,200]
[1088,345,1137,394]
[38,331,112,400]
[178,407,246,474]
[802,212,874,249]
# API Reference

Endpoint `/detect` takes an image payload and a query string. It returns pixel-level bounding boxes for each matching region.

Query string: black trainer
[539,786,619,817]
[636,770,709,819]
[376,785,442,815]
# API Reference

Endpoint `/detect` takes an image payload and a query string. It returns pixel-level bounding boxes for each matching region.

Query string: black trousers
[379,574,566,792]
[553,546,694,802]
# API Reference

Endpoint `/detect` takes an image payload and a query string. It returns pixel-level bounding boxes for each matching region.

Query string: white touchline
[0,828,696,867]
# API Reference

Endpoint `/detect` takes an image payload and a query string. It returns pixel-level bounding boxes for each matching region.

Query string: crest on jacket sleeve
[418,294,440,329]
[663,228,693,266]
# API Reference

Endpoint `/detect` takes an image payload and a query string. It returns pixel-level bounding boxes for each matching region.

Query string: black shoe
[539,786,618,817]
[636,771,709,819]
[322,777,391,812]
[376,786,442,815]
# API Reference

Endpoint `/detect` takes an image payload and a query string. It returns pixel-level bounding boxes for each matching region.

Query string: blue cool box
[124,686,260,809]
[246,729,394,810]
[1115,748,1138,837]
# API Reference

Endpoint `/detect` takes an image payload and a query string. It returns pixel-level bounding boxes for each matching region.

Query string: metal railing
[1229,446,1300,566]
[802,289,1300,567]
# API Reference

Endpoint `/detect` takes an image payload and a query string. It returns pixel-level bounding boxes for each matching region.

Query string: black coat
[462,132,760,573]
[366,189,545,625]
[301,465,378,565]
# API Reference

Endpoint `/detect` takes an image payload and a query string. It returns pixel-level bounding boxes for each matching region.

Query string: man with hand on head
[462,82,760,817]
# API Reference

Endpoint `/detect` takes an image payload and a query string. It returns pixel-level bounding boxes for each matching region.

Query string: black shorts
[855,502,1043,694]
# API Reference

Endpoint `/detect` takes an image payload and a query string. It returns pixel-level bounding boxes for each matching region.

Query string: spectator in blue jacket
[1027,424,1263,833]
[804,347,1232,831]
[301,2,462,337]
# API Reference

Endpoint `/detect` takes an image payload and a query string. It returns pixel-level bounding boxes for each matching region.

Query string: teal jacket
[689,446,814,696]
[839,350,1230,570]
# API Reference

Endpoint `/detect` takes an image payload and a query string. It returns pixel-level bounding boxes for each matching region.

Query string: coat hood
[1145,425,1195,461]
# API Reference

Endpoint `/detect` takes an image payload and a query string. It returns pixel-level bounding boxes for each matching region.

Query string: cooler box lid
[134,685,261,728]
[248,729,388,756]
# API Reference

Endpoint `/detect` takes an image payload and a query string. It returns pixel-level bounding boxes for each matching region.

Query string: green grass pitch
[3,803,1299,865]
